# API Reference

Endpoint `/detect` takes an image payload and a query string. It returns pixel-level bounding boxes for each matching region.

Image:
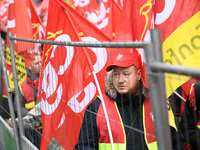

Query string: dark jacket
[75,71,184,150]
[179,83,200,149]
[0,60,11,120]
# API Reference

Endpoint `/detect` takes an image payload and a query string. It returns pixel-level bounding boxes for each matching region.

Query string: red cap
[106,52,141,71]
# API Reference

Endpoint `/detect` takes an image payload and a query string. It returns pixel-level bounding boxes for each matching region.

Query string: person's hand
[7,118,13,128]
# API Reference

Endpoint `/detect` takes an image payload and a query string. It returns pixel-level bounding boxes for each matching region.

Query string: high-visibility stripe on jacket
[143,96,157,150]
[198,115,200,130]
[25,101,40,110]
[97,94,126,150]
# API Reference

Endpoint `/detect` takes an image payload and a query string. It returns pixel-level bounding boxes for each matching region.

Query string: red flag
[181,77,198,97]
[110,0,122,39]
[0,0,8,27]
[7,0,35,68]
[86,0,121,39]
[154,0,200,97]
[26,0,45,40]
[75,0,98,15]
[5,0,46,90]
[38,0,49,12]
[37,0,49,23]
[38,0,112,149]
[26,0,46,55]
[115,0,153,41]
[5,0,38,91]
[97,0,122,39]
[114,0,123,8]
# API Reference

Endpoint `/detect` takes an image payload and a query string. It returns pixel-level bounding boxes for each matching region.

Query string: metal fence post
[0,35,21,150]
[8,32,25,137]
[144,29,172,150]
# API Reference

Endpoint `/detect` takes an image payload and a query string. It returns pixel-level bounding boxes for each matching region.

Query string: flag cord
[92,71,115,150]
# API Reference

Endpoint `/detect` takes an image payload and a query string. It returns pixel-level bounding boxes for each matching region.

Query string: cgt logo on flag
[39,34,109,150]
[40,34,108,116]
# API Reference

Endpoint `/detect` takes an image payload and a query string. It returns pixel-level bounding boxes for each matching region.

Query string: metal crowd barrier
[0,29,199,150]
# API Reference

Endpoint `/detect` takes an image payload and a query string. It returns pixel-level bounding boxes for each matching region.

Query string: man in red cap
[75,52,184,150]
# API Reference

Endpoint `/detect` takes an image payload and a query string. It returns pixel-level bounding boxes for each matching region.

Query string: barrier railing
[1,29,199,149]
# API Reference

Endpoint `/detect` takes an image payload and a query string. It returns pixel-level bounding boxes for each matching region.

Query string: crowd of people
[0,14,43,147]
[0,30,200,150]
[0,30,42,148]
[0,0,199,150]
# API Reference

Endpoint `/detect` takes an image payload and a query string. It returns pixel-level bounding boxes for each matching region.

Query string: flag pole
[0,33,22,150]
[173,91,186,102]
[91,71,115,150]
[81,46,115,150]
[62,6,115,149]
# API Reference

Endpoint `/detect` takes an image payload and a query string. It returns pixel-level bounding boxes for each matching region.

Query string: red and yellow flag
[154,0,200,97]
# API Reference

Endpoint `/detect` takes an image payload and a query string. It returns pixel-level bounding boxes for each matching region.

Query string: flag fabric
[6,0,46,89]
[181,77,198,97]
[6,0,35,90]
[27,0,46,40]
[114,0,123,8]
[98,0,122,39]
[74,0,98,15]
[38,0,112,149]
[38,0,49,11]
[154,0,200,97]
[37,0,49,23]
[0,0,8,27]
[109,0,122,39]
[114,0,153,42]
[86,0,121,39]
[26,0,46,55]
[6,0,35,68]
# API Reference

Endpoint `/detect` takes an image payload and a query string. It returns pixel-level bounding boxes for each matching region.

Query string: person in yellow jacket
[75,52,184,150]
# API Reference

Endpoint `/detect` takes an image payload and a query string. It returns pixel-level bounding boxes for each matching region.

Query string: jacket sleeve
[180,95,200,149]
[74,98,101,150]
[14,89,28,117]
[168,86,183,125]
